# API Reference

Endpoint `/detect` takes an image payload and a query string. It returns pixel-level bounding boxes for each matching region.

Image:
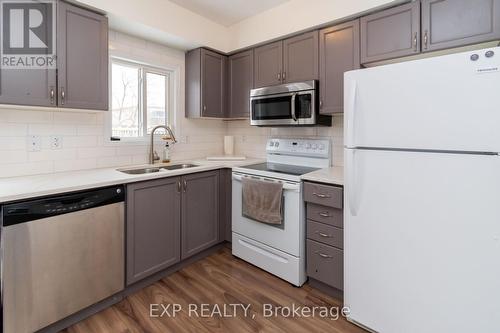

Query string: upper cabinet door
[201,49,226,117]
[360,2,420,64]
[0,0,56,107]
[319,20,360,115]
[181,171,219,260]
[57,2,108,110]
[283,31,319,83]
[421,0,500,52]
[254,41,283,88]
[228,50,254,118]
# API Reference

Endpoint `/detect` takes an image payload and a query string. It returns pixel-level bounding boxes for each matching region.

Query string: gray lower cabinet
[186,48,227,118]
[283,31,319,83]
[181,170,220,259]
[57,1,109,110]
[360,1,420,64]
[305,181,344,291]
[254,41,283,88]
[126,177,181,285]
[227,50,254,118]
[421,0,500,52]
[319,20,360,115]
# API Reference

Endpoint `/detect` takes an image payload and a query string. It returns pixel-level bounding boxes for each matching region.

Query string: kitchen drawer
[307,239,343,290]
[306,203,343,228]
[304,182,343,208]
[307,220,343,249]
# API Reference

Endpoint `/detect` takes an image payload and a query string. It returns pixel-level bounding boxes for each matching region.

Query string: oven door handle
[232,173,301,192]
[291,93,298,122]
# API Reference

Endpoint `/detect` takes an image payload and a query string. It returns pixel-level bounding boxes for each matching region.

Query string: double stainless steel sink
[118,163,199,175]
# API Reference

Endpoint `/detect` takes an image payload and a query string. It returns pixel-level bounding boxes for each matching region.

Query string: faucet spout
[150,125,177,164]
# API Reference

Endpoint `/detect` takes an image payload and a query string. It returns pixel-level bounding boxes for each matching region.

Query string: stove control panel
[266,138,330,158]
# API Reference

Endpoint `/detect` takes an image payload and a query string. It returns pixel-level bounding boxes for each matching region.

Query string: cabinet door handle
[183,180,187,192]
[277,72,281,81]
[318,212,331,217]
[413,32,418,51]
[313,193,331,198]
[315,251,332,259]
[319,100,323,109]
[61,89,65,105]
[315,231,332,238]
[282,71,286,81]
[203,105,207,111]
[177,181,181,193]
[50,88,55,105]
[423,30,428,50]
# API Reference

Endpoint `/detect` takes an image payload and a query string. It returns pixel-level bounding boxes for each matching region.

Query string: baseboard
[307,278,343,300]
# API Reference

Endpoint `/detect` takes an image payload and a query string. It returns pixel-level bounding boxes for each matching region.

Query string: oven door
[231,172,304,256]
[250,90,316,126]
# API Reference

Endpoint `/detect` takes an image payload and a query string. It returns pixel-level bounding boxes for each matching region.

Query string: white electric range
[231,138,330,286]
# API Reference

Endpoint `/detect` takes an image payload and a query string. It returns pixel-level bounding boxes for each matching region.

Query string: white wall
[229,0,402,51]
[78,0,400,53]
[0,31,225,178]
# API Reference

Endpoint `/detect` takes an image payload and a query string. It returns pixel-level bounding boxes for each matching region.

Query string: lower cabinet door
[307,239,343,290]
[181,170,220,259]
[126,177,181,285]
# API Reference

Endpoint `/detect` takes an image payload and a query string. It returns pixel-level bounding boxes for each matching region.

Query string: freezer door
[344,47,500,152]
[344,148,500,333]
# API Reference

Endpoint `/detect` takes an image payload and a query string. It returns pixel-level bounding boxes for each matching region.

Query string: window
[111,59,171,139]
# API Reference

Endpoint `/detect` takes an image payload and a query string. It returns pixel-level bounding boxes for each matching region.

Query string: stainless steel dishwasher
[0,186,125,333]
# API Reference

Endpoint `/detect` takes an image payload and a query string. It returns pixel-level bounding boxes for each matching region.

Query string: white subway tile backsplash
[0,123,28,136]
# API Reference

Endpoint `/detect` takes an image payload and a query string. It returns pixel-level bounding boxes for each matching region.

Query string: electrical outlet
[50,136,63,149]
[28,135,42,152]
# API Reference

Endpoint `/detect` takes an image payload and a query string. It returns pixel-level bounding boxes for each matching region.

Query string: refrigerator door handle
[347,149,359,216]
[346,80,358,147]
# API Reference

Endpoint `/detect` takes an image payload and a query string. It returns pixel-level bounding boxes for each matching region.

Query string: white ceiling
[168,0,290,26]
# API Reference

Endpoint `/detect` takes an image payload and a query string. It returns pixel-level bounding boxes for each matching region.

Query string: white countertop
[0,158,264,203]
[0,159,344,203]
[301,166,344,186]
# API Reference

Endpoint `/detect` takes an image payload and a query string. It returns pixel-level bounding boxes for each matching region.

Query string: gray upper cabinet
[319,20,360,115]
[181,170,219,259]
[186,48,227,118]
[57,1,108,110]
[421,0,500,52]
[254,41,283,88]
[283,31,319,83]
[0,68,57,107]
[126,177,181,285]
[227,50,254,118]
[0,1,107,109]
[360,1,420,64]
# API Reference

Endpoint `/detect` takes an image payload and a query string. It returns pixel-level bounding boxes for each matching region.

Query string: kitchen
[0,0,499,332]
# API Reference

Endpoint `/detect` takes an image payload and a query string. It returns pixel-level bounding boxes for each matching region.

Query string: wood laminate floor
[60,247,366,333]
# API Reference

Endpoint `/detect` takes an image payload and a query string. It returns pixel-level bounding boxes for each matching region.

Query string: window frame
[108,57,174,142]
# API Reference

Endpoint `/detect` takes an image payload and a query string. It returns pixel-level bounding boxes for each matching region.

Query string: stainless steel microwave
[250,80,331,127]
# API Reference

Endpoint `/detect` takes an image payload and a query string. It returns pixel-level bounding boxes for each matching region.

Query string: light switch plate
[28,135,42,152]
[50,136,63,149]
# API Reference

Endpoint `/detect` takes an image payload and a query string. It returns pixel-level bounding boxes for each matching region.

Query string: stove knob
[306,143,311,149]
[275,142,280,147]
[269,142,275,147]
[319,144,325,150]
[312,144,318,149]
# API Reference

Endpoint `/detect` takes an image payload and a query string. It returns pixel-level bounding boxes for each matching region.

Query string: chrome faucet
[150,125,177,164]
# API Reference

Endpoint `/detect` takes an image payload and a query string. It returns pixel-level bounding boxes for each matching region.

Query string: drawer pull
[315,251,332,259]
[313,193,331,198]
[318,212,331,217]
[315,231,332,238]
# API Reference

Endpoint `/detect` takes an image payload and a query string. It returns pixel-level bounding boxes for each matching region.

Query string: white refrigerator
[344,47,500,333]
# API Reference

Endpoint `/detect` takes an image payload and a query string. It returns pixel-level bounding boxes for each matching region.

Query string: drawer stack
[304,182,343,291]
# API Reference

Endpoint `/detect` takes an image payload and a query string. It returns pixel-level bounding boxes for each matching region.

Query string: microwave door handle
[291,93,298,121]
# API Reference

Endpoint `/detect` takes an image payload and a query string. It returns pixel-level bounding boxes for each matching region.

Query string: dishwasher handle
[2,185,125,227]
